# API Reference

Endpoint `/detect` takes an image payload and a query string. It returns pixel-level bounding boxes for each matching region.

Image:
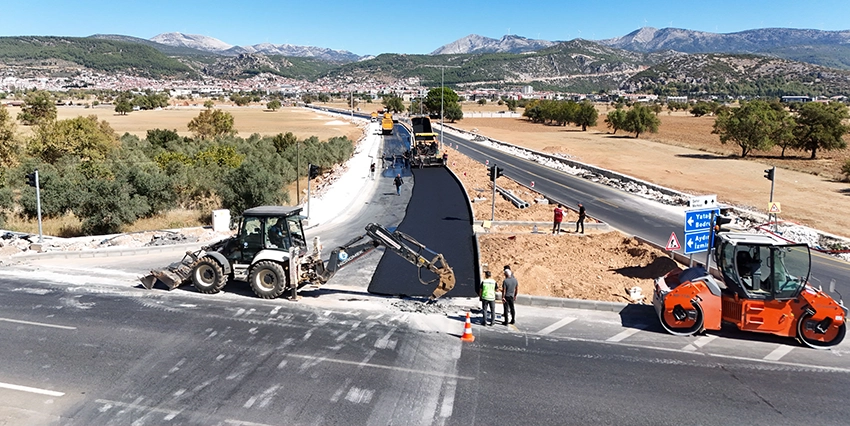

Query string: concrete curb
[10,242,206,261]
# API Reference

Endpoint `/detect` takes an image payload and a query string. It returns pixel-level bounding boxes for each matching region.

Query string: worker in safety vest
[479,270,497,326]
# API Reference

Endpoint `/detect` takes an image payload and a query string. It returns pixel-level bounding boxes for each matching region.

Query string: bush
[842,160,850,181]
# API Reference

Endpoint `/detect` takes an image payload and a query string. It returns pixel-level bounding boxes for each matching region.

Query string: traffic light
[763,167,775,181]
[25,171,37,187]
[714,215,733,234]
[308,164,321,180]
[488,165,503,181]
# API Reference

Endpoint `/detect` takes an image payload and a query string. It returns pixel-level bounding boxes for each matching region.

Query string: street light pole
[440,67,444,150]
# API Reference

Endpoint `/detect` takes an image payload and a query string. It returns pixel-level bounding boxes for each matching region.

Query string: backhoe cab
[654,232,846,349]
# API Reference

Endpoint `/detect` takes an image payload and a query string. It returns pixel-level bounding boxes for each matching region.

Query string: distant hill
[151,32,232,52]
[0,36,196,78]
[225,43,360,62]
[201,53,337,80]
[624,53,850,96]
[89,34,213,56]
[431,34,557,55]
[598,27,850,70]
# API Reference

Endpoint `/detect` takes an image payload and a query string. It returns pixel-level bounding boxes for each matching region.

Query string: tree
[690,102,712,117]
[604,109,627,134]
[842,160,850,182]
[203,100,215,109]
[272,132,298,153]
[424,87,460,117]
[623,104,660,138]
[793,102,850,159]
[267,99,282,111]
[17,90,57,125]
[574,101,598,131]
[477,99,487,106]
[444,103,463,122]
[505,99,518,112]
[230,94,250,106]
[77,178,149,235]
[146,128,181,149]
[712,100,780,158]
[0,105,19,166]
[28,115,119,163]
[115,98,133,115]
[382,95,405,113]
[187,109,236,140]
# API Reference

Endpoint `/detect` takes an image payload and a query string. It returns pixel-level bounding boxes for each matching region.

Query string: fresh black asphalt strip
[368,167,479,298]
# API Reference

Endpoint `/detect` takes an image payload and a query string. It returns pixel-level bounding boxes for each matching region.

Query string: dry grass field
[8,105,363,142]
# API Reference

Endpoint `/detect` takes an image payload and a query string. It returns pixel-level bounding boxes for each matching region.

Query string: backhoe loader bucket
[428,268,456,300]
[140,253,197,290]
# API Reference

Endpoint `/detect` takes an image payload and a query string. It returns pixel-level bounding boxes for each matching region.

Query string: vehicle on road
[141,206,454,300]
[654,232,846,348]
[409,115,444,167]
[381,112,394,135]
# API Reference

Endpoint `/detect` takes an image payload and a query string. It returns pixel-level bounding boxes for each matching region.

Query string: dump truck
[409,115,444,167]
[654,231,846,348]
[370,112,378,122]
[381,112,394,135]
[141,206,455,300]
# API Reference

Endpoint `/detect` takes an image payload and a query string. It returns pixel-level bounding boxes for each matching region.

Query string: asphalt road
[1,276,847,425]
[440,130,850,298]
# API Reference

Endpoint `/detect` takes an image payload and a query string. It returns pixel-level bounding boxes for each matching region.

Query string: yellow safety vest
[481,279,497,301]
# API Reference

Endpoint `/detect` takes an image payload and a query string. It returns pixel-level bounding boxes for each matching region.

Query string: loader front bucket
[140,258,195,290]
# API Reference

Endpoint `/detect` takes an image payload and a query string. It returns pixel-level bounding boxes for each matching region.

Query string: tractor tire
[191,257,227,294]
[797,312,846,349]
[249,261,288,299]
[658,301,704,336]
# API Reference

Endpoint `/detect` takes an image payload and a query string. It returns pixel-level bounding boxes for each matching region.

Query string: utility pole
[764,166,777,231]
[296,141,300,205]
[25,169,43,243]
[420,64,461,150]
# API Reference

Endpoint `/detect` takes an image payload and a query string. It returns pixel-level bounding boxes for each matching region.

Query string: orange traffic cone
[461,312,475,342]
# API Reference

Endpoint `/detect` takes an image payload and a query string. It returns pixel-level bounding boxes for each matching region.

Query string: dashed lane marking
[606,325,647,342]
[538,317,576,335]
[763,344,795,361]
[0,317,76,330]
[0,382,64,397]
[682,335,717,352]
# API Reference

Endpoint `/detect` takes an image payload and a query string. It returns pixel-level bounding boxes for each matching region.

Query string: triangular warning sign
[666,232,681,251]
[768,202,781,213]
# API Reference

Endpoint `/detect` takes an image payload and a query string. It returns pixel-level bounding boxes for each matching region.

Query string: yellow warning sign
[768,202,781,214]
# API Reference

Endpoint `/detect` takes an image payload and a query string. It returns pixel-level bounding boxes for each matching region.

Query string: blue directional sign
[684,230,712,254]
[684,208,720,233]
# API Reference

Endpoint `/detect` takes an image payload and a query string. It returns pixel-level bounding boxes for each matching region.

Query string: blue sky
[4,0,849,55]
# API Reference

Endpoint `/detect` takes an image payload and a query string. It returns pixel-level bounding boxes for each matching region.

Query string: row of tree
[522,99,600,132]
[0,104,354,234]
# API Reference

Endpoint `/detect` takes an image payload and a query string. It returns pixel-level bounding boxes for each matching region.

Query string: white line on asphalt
[537,317,576,335]
[0,317,76,330]
[0,382,64,397]
[606,325,647,342]
[763,344,795,361]
[95,399,179,417]
[285,353,475,380]
[682,335,717,352]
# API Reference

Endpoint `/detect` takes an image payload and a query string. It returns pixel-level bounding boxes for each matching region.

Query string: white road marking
[537,317,576,335]
[285,353,474,380]
[682,335,717,352]
[763,344,795,361]
[0,382,64,397]
[224,419,276,426]
[0,317,76,330]
[606,325,647,342]
[95,398,179,418]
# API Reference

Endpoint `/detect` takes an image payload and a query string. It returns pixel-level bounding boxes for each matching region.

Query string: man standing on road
[576,202,586,234]
[370,162,376,179]
[479,271,497,326]
[393,174,403,196]
[552,203,564,235]
[501,268,518,325]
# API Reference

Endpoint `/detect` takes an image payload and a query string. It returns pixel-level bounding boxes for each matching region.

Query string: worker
[501,268,518,325]
[393,174,404,196]
[267,218,288,248]
[480,270,497,326]
[575,202,586,234]
[552,203,564,235]
[370,162,376,179]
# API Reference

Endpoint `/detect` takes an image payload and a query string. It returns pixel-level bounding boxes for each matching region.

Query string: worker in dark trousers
[394,174,403,195]
[479,271,497,326]
[501,268,518,325]
[576,202,586,234]
[552,204,564,235]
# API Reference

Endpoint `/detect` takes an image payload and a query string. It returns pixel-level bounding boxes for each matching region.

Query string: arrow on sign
[687,216,694,227]
[687,238,693,248]
[666,232,681,251]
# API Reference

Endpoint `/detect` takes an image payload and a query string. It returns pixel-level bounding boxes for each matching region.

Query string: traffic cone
[461,312,475,342]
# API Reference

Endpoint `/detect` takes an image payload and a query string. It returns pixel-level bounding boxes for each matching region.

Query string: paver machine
[654,232,846,348]
[141,206,455,300]
[409,115,444,167]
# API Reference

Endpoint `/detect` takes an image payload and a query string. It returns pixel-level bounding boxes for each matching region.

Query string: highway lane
[1,276,847,425]
[441,130,850,297]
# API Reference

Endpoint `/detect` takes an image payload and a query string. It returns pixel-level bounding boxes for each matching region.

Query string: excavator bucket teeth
[429,270,456,300]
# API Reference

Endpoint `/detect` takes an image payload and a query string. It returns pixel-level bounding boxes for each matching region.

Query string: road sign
[768,202,781,213]
[684,230,712,255]
[684,208,720,233]
[666,232,681,251]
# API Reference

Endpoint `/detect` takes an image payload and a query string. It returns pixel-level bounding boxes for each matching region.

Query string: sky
[3,0,849,56]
